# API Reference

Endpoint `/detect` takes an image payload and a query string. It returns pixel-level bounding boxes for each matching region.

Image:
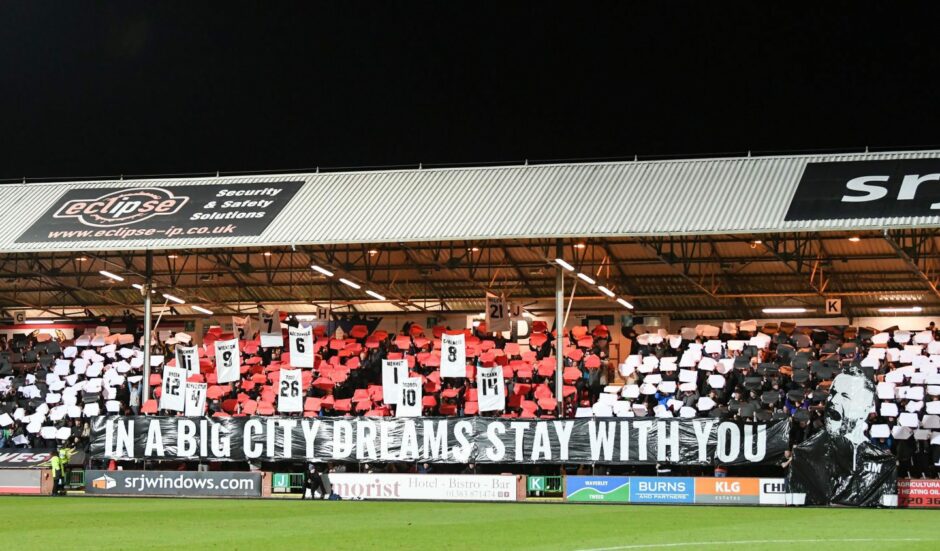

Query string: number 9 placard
[214,338,241,384]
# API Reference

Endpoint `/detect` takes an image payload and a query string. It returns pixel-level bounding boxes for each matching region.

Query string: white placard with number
[159,366,185,412]
[175,345,200,376]
[288,325,314,368]
[259,309,283,348]
[396,377,423,417]
[277,369,303,413]
[184,382,207,416]
[485,295,511,333]
[382,359,409,405]
[476,366,506,413]
[441,332,466,378]
[232,316,254,341]
[214,338,241,384]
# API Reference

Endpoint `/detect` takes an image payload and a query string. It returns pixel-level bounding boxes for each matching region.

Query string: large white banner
[382,359,408,405]
[485,295,511,333]
[397,377,422,417]
[277,369,303,413]
[288,325,314,368]
[476,366,505,413]
[175,345,200,376]
[159,366,186,412]
[440,332,466,378]
[214,338,241,384]
[259,309,283,348]
[184,382,207,416]
[329,473,517,501]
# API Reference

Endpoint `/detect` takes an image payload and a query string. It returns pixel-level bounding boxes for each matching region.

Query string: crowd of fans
[0,316,938,477]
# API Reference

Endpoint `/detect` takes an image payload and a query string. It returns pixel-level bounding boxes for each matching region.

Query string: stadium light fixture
[878,306,923,313]
[131,283,156,294]
[574,243,587,249]
[339,278,361,289]
[576,273,596,285]
[365,290,386,301]
[25,319,54,325]
[311,264,334,277]
[762,307,810,314]
[191,305,214,315]
[848,236,861,242]
[99,270,124,282]
[597,285,616,298]
[554,258,575,271]
[162,293,185,304]
[616,298,634,309]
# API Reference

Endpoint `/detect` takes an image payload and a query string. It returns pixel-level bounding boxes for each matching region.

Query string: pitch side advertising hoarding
[329,473,518,502]
[565,477,788,505]
[898,479,940,508]
[85,470,262,497]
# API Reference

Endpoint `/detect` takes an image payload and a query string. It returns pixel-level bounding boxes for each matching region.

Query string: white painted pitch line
[576,537,930,551]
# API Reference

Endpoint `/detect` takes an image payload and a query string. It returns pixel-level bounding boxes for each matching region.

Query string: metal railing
[66,469,84,490]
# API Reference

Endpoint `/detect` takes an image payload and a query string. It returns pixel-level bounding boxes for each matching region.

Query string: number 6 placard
[441,331,466,378]
[288,325,314,368]
[215,338,241,384]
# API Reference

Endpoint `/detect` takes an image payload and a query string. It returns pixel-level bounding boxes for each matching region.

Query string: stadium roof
[4,149,940,321]
[3,148,940,254]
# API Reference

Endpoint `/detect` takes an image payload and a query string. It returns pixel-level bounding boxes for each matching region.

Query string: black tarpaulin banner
[787,365,898,507]
[87,416,789,465]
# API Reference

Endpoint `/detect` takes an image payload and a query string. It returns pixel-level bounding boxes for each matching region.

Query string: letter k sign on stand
[826,298,842,315]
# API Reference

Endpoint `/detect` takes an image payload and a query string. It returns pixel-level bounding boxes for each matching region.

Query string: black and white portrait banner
[89,416,789,465]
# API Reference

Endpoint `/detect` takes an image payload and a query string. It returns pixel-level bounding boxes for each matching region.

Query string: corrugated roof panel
[4,149,940,253]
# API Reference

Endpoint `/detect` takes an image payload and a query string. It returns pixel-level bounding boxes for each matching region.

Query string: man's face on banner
[825,372,875,445]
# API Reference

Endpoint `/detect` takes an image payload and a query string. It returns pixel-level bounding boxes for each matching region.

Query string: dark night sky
[1,2,938,180]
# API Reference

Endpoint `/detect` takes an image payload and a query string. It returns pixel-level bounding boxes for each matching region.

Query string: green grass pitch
[1,496,937,550]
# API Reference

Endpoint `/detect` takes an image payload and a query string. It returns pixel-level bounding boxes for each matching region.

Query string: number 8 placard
[441,331,466,378]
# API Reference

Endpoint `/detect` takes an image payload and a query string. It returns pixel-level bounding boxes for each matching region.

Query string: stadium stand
[1,317,939,477]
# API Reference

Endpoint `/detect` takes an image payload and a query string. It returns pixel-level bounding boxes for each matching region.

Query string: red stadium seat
[140,400,158,414]
[422,395,437,408]
[463,401,479,415]
[563,367,582,383]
